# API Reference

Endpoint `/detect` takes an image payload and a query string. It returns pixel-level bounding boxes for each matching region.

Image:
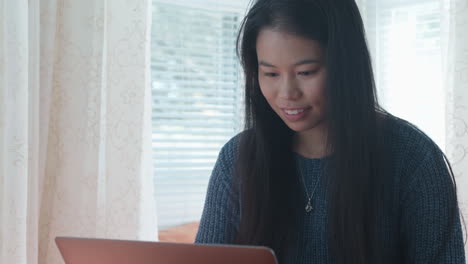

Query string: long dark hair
[231,0,464,263]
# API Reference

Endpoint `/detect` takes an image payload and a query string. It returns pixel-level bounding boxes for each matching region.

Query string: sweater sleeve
[400,147,466,263]
[194,140,239,244]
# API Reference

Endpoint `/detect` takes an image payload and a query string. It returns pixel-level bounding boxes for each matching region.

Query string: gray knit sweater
[195,117,466,263]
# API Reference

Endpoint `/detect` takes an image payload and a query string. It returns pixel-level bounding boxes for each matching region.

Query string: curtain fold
[441,0,468,207]
[0,0,157,263]
[1,1,40,263]
[442,0,468,251]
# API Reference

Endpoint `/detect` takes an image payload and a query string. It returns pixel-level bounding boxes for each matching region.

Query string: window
[151,0,247,230]
[364,0,445,148]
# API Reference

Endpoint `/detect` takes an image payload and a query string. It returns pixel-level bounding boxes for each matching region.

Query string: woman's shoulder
[380,113,445,174]
[219,130,248,158]
[216,130,250,171]
[382,114,441,151]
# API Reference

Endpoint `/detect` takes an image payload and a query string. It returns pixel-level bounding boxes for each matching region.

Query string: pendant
[305,199,313,212]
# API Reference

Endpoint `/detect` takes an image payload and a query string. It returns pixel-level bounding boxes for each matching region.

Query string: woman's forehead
[256,29,325,66]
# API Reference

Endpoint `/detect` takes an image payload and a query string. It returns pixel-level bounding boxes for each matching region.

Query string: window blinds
[151,0,246,230]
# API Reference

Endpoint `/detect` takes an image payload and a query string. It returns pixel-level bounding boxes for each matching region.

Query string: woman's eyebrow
[258,61,277,67]
[294,59,320,66]
[259,59,320,67]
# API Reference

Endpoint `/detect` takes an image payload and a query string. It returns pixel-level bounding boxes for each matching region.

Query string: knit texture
[195,116,466,263]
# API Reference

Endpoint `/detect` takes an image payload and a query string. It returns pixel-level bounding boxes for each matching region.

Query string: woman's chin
[284,122,308,132]
[283,119,326,133]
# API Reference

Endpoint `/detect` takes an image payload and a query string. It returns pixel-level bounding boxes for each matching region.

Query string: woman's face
[256,28,327,133]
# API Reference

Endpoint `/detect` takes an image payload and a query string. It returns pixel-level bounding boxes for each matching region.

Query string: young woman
[195,0,466,263]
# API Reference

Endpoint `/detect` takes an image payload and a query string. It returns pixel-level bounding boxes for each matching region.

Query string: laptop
[55,237,278,264]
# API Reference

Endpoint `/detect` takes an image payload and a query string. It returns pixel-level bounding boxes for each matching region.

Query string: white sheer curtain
[443,0,468,245]
[357,0,468,255]
[0,0,157,263]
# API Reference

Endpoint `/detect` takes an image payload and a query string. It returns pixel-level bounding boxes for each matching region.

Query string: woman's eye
[264,72,279,77]
[298,71,316,76]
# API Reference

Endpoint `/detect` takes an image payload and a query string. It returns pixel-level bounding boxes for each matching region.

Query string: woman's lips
[281,107,310,122]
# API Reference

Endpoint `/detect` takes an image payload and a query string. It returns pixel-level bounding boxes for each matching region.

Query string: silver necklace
[299,168,322,213]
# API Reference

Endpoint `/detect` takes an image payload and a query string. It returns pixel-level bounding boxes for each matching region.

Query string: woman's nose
[278,76,302,100]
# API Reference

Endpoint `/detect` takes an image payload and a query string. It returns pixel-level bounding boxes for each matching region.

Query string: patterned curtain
[443,0,468,251]
[0,0,157,263]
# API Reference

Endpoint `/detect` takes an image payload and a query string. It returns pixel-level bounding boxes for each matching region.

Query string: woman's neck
[293,122,329,159]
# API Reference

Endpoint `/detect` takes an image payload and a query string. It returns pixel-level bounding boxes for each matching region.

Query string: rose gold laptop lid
[55,237,278,264]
